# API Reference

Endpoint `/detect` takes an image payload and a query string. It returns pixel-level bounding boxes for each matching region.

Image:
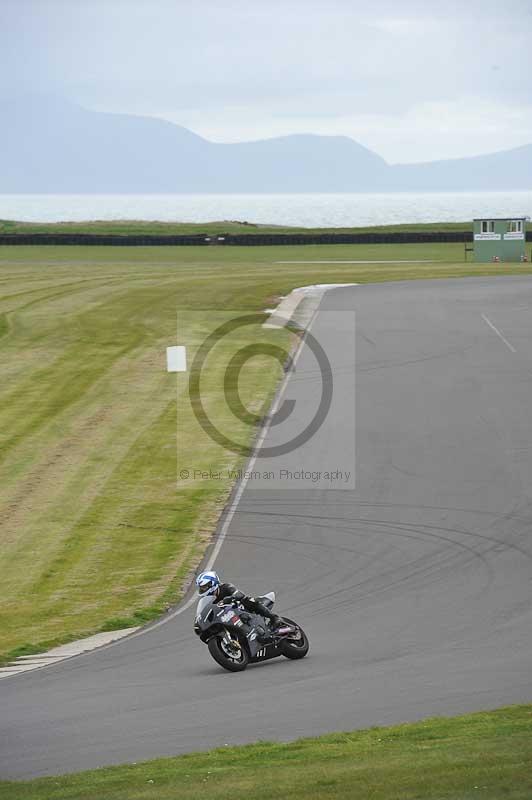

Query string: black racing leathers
[216,583,279,625]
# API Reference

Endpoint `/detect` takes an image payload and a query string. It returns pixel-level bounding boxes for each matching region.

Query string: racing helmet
[196,570,220,596]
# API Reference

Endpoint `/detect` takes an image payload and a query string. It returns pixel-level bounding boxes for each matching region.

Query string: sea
[0,191,531,227]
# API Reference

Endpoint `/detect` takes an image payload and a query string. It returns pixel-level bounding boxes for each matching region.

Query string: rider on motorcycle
[195,570,287,632]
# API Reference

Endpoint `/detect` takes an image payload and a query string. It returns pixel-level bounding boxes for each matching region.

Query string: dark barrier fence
[1,231,531,246]
[223,231,473,246]
[0,233,209,246]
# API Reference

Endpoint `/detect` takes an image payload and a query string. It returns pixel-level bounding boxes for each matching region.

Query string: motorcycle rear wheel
[208,630,249,672]
[278,617,309,660]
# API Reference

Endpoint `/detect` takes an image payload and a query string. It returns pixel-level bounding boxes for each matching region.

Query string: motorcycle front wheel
[208,629,249,672]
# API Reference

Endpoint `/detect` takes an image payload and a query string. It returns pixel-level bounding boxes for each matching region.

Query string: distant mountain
[389,145,532,191]
[1,97,531,192]
[0,96,209,192]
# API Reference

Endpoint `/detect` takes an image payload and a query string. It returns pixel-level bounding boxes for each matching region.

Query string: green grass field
[1,242,531,664]
[1,705,530,799]
[0,219,474,236]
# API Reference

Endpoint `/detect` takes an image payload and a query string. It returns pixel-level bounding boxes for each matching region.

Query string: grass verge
[0,705,530,799]
[0,242,530,662]
[0,219,476,236]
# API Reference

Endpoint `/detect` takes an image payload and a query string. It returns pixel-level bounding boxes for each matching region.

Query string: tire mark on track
[236,508,532,559]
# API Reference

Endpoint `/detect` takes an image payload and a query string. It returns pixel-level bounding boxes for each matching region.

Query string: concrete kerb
[263,283,358,330]
[0,627,139,680]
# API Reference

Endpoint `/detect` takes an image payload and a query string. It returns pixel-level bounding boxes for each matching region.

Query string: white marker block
[166,345,187,372]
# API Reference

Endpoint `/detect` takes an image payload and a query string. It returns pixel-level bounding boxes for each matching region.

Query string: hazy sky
[3,0,532,162]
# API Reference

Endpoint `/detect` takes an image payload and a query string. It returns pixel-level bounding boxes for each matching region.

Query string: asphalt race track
[2,277,532,778]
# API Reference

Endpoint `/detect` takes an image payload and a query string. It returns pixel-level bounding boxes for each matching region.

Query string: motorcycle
[194,591,309,672]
